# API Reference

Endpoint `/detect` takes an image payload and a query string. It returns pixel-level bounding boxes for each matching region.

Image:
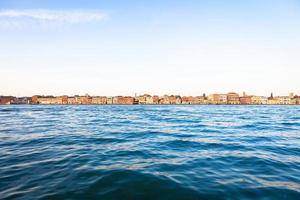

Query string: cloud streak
[0,9,108,28]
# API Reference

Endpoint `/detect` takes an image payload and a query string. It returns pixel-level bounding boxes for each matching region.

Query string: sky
[0,0,300,97]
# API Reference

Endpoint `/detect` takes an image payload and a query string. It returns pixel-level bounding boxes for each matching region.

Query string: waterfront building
[92,96,107,104]
[276,96,292,105]
[50,96,68,104]
[289,93,296,105]
[266,93,292,105]
[33,96,46,104]
[240,96,252,105]
[74,96,81,104]
[181,96,192,104]
[106,97,113,104]
[161,95,182,104]
[152,96,160,104]
[175,95,182,104]
[168,95,177,104]
[207,95,213,104]
[61,96,68,104]
[53,97,62,104]
[193,96,201,104]
[117,96,134,104]
[208,94,227,104]
[11,97,30,104]
[46,97,57,104]
[78,95,92,104]
[294,96,300,104]
[201,96,208,104]
[197,96,208,104]
[145,95,153,104]
[31,95,40,104]
[67,97,76,104]
[267,94,280,104]
[112,96,119,104]
[192,96,206,104]
[219,94,227,104]
[227,92,240,104]
[250,96,268,104]
[180,96,203,104]
[0,96,15,104]
[137,94,150,104]
[33,96,56,104]
[290,98,297,105]
[133,98,139,104]
[267,98,279,105]
[159,95,170,104]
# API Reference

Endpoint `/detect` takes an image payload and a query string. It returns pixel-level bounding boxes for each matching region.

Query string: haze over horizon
[1,0,300,97]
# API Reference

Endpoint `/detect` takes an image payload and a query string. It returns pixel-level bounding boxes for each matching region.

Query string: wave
[1,105,300,199]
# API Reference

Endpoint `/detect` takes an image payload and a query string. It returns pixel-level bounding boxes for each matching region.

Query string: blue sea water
[0,105,300,200]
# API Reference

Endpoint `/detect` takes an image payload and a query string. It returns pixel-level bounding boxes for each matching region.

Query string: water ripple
[0,105,300,199]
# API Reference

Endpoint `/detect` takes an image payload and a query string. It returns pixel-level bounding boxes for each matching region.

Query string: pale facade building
[227,92,240,104]
[251,96,268,104]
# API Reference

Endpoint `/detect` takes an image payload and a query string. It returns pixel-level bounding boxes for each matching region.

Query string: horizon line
[0,91,298,98]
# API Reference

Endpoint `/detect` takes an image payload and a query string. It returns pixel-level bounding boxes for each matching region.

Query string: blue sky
[1,0,300,96]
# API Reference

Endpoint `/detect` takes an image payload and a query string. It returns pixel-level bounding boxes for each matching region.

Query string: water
[0,105,300,200]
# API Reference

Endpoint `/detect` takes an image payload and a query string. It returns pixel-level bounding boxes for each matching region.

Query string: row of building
[1,92,300,105]
[0,96,30,105]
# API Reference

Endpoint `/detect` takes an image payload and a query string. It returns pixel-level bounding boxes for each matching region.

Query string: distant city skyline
[1,91,300,105]
[0,91,298,98]
[1,0,300,96]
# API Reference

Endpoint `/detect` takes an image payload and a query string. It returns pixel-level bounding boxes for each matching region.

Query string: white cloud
[0,9,108,28]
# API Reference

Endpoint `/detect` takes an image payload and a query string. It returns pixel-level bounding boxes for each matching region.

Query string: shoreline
[2,104,300,106]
